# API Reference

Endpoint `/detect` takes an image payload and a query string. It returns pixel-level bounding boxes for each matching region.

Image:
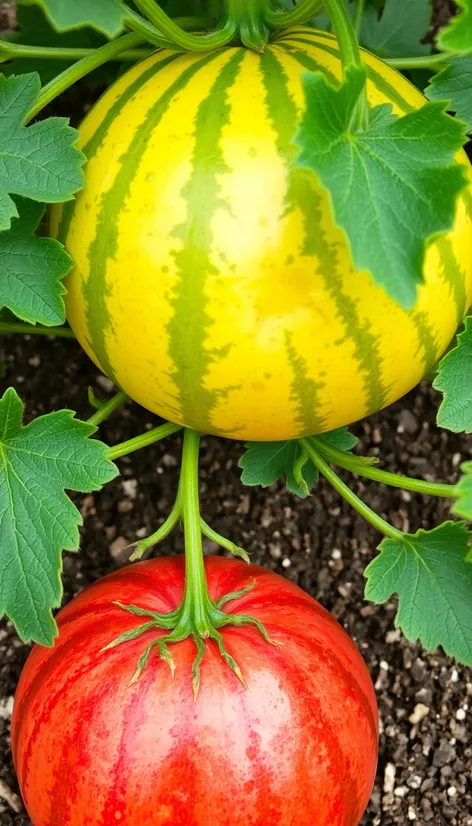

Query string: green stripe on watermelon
[57,53,180,249]
[84,50,225,385]
[463,189,472,221]
[436,237,468,326]
[259,49,327,433]
[277,40,338,86]
[168,49,246,435]
[285,330,327,434]
[412,309,439,373]
[284,34,415,114]
[262,48,387,419]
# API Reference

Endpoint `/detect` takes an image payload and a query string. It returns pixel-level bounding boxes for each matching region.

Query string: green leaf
[0,388,118,644]
[426,56,472,132]
[0,197,71,325]
[361,0,432,59]
[433,316,472,432]
[22,0,126,37]
[438,0,472,53]
[239,427,356,498]
[2,5,112,85]
[295,66,468,309]
[365,522,472,664]
[453,462,472,520]
[0,73,85,231]
[317,427,359,453]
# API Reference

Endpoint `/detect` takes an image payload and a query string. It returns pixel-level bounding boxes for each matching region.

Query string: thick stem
[124,3,235,51]
[265,0,324,29]
[179,430,212,633]
[27,33,146,120]
[0,322,75,338]
[323,0,362,68]
[223,0,269,49]
[301,439,403,540]
[322,0,368,131]
[311,437,457,499]
[108,422,182,460]
[87,391,128,427]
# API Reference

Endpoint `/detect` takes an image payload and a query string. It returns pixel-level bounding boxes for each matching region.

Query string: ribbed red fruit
[12,556,378,826]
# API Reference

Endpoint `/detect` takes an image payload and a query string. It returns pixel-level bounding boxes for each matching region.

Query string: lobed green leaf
[365,522,472,665]
[434,316,472,433]
[438,0,472,53]
[296,66,468,309]
[426,55,472,132]
[0,197,71,325]
[22,0,127,37]
[0,73,85,231]
[0,388,118,645]
[239,428,357,498]
[361,0,432,59]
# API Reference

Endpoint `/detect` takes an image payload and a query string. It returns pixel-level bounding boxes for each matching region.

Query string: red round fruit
[12,556,378,826]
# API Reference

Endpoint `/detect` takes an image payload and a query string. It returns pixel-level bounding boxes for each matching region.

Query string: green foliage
[296,66,468,308]
[0,388,118,645]
[21,0,127,37]
[0,198,71,325]
[426,56,472,132]
[239,428,357,498]
[365,522,472,664]
[361,0,432,59]
[0,73,85,231]
[453,462,472,520]
[434,317,472,433]
[2,5,112,85]
[438,0,472,53]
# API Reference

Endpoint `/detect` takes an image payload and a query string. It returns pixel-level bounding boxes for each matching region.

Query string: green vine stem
[131,490,183,560]
[108,422,182,461]
[0,42,151,62]
[87,391,128,427]
[124,3,236,51]
[27,32,147,120]
[353,0,365,37]
[301,439,403,540]
[265,0,324,29]
[386,52,456,69]
[105,428,274,693]
[200,519,250,562]
[323,0,363,68]
[311,437,457,499]
[322,0,368,130]
[0,322,76,338]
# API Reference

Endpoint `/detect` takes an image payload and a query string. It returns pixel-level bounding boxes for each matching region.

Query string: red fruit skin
[12,556,378,826]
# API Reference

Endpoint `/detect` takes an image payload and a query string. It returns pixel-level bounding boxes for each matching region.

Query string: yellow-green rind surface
[51,29,472,441]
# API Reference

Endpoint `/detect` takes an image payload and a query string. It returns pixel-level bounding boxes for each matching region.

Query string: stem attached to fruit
[124,2,236,51]
[301,439,403,540]
[310,437,458,499]
[104,428,274,695]
[223,0,269,50]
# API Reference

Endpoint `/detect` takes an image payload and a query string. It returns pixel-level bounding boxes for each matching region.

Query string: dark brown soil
[1,327,472,826]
